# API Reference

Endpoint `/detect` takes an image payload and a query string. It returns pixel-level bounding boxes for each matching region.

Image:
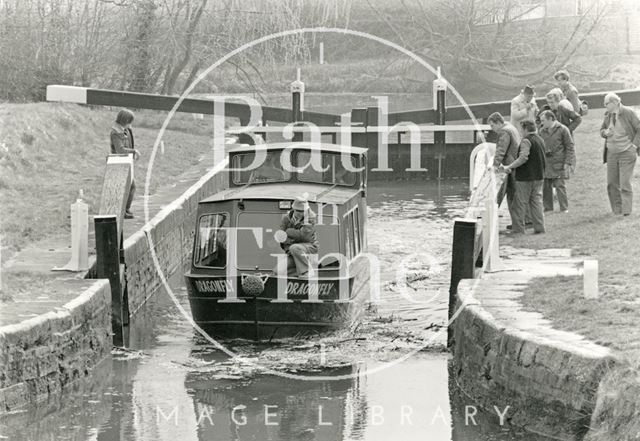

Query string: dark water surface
[0,181,546,441]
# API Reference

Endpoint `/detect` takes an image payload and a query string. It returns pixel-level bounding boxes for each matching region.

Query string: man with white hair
[601,92,640,216]
[539,88,582,135]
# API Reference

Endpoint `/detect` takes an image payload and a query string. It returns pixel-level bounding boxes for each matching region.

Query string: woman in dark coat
[110,108,140,219]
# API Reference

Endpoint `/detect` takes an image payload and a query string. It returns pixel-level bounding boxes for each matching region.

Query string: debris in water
[111,347,148,359]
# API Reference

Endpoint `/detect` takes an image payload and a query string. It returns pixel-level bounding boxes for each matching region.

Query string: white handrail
[467,144,504,272]
[469,142,496,191]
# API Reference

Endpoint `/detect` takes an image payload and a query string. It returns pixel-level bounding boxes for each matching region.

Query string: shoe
[124,211,134,219]
[533,230,545,234]
[623,213,630,217]
[507,222,531,230]
[561,210,569,214]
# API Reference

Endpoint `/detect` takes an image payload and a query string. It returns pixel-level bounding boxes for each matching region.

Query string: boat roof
[200,183,360,205]
[227,141,368,156]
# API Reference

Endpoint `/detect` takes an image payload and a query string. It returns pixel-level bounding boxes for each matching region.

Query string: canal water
[0,181,545,441]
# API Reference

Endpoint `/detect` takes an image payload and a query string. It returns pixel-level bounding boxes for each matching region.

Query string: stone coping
[0,279,109,336]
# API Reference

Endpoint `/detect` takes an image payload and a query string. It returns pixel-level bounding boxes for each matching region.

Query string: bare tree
[363,0,611,90]
[162,0,208,94]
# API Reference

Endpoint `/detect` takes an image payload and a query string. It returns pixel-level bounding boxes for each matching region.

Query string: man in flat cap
[511,85,539,136]
[278,197,319,277]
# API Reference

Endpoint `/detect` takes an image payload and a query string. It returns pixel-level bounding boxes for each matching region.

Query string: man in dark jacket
[539,110,575,213]
[502,120,546,235]
[601,92,640,215]
[279,197,319,276]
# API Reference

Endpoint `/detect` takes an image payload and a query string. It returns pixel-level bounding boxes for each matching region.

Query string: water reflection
[185,361,365,441]
[0,359,113,441]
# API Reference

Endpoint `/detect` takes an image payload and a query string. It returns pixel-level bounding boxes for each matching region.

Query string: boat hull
[185,258,370,340]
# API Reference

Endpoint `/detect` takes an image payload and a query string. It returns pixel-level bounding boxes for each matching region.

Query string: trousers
[607,148,637,215]
[543,178,568,211]
[512,180,545,234]
[287,243,318,276]
[126,179,136,212]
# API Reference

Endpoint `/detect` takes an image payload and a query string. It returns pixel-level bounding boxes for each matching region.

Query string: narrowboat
[184,142,371,340]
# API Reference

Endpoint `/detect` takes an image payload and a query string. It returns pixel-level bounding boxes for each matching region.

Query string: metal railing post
[291,68,304,142]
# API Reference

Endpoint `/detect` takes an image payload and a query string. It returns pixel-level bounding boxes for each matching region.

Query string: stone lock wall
[0,280,112,412]
[451,280,618,440]
[123,167,227,314]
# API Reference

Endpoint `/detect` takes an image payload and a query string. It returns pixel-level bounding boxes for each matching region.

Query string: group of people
[491,69,640,235]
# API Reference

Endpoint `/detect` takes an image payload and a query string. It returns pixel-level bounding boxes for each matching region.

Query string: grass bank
[505,107,640,359]
[0,102,213,266]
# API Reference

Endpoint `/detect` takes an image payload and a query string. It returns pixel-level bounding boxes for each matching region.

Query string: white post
[72,190,89,270]
[53,190,89,271]
[483,175,500,272]
[583,260,599,299]
[319,42,324,65]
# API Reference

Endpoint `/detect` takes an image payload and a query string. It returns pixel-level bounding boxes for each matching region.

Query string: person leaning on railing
[600,92,640,216]
[110,108,141,219]
[488,111,523,229]
[488,112,521,208]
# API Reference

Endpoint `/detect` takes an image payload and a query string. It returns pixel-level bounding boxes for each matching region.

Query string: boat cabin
[190,142,368,276]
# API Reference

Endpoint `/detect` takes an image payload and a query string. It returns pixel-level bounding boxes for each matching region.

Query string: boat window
[297,151,358,186]
[231,152,290,185]
[344,207,361,259]
[237,211,340,270]
[236,212,283,270]
[194,213,228,268]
